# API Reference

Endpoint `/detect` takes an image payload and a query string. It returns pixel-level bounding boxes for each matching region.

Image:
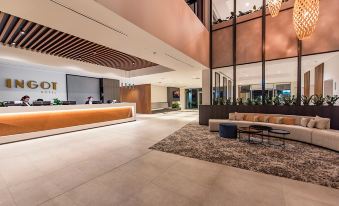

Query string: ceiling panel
[0,11,157,71]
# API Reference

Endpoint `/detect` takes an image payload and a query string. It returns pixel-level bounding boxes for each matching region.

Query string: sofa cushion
[312,129,339,151]
[282,117,296,125]
[229,113,236,120]
[235,112,245,121]
[268,116,283,124]
[315,116,330,130]
[300,118,311,127]
[244,114,255,122]
[307,119,316,128]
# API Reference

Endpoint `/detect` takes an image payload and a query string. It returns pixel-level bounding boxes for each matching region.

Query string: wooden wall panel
[266,8,298,61]
[303,0,339,55]
[314,63,324,96]
[236,18,262,65]
[304,71,311,97]
[120,84,151,114]
[212,27,233,68]
[102,78,120,103]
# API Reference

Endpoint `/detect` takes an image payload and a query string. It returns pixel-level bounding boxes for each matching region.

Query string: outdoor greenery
[213,94,339,106]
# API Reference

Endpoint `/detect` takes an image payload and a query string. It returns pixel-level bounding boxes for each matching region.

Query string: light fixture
[293,0,320,40]
[121,70,135,89]
[20,30,25,35]
[11,42,16,46]
[268,0,283,17]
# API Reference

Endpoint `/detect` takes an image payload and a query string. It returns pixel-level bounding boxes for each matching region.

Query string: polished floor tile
[0,111,337,206]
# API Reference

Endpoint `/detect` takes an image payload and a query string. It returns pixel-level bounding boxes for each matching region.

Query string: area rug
[150,122,339,189]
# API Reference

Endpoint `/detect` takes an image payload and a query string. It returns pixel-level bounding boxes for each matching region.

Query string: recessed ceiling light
[11,42,16,45]
[245,2,250,7]
[20,30,25,35]
[132,62,135,65]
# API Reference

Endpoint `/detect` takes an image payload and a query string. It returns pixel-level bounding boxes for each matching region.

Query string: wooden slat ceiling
[0,11,157,71]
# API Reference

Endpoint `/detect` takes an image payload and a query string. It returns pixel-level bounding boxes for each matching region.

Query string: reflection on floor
[0,111,338,206]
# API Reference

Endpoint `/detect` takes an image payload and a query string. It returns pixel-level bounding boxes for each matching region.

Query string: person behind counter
[21,95,31,106]
[85,96,93,105]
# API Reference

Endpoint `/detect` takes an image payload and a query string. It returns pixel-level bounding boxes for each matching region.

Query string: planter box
[199,105,339,130]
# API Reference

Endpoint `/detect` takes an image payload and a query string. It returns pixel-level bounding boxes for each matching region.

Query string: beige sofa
[209,113,339,152]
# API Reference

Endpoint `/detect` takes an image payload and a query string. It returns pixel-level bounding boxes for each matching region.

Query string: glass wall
[213,67,233,104]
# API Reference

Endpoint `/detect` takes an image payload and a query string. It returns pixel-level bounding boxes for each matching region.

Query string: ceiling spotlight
[132,62,135,65]
[20,30,25,35]
[11,42,16,45]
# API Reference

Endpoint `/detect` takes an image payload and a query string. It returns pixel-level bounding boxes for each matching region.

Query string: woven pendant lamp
[268,0,283,17]
[293,0,320,40]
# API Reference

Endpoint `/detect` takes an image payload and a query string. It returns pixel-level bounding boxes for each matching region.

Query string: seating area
[209,112,339,151]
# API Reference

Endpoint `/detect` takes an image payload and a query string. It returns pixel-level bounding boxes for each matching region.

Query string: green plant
[301,95,313,106]
[0,101,5,107]
[253,97,261,105]
[282,96,292,106]
[172,101,180,109]
[272,96,281,106]
[312,94,325,106]
[53,98,63,105]
[264,96,273,105]
[325,95,339,106]
[291,95,298,106]
[245,98,253,105]
[225,98,232,105]
[237,98,244,105]
[217,97,225,105]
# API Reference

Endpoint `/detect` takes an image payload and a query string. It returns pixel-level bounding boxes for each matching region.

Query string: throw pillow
[307,119,316,128]
[235,112,245,121]
[268,116,283,124]
[300,118,311,127]
[315,116,330,129]
[282,117,296,125]
[258,116,269,122]
[244,114,255,122]
[229,113,236,120]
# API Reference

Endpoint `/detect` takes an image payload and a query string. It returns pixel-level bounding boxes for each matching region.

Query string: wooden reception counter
[0,103,136,144]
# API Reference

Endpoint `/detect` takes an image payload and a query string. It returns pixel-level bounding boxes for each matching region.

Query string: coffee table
[268,129,290,148]
[237,127,262,143]
[249,125,273,143]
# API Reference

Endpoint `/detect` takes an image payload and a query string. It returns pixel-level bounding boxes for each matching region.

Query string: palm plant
[301,95,313,106]
[325,95,339,106]
[245,98,253,105]
[272,96,281,106]
[237,98,244,105]
[312,94,325,106]
[225,98,232,105]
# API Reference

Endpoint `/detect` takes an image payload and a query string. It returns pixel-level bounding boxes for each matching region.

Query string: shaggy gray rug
[150,122,339,189]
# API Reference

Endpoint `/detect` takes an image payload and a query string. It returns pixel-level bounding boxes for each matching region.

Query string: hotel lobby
[0,0,338,206]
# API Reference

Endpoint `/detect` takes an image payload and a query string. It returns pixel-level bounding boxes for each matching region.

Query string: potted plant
[272,96,281,106]
[245,98,253,105]
[237,98,244,105]
[325,95,339,106]
[53,98,63,105]
[301,95,313,106]
[282,96,292,106]
[312,94,325,106]
[265,96,272,105]
[225,97,232,105]
[0,101,5,107]
[172,101,180,109]
[253,97,261,105]
[217,97,225,105]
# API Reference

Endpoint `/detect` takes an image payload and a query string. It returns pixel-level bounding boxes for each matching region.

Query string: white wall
[151,85,168,103]
[0,61,67,102]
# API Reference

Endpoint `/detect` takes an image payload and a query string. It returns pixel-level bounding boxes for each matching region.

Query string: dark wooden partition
[199,105,339,130]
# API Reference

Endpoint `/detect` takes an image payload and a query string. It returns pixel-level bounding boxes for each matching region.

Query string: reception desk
[0,103,136,144]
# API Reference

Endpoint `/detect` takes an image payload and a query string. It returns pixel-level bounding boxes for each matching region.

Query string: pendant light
[268,0,283,17]
[293,0,320,40]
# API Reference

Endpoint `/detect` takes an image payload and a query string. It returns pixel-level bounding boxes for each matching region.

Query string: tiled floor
[0,111,338,206]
